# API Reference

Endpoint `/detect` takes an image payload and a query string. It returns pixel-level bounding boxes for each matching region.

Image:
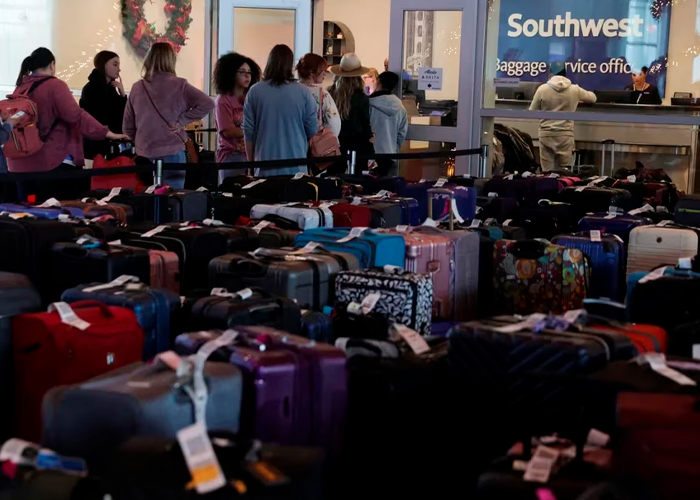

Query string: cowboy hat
[329,53,370,77]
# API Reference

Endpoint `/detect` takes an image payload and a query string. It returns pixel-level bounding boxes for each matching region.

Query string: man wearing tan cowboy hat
[327,54,376,174]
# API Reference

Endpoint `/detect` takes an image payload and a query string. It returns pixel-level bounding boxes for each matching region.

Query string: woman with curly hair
[213,52,261,182]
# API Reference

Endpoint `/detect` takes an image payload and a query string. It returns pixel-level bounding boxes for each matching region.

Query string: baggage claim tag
[145,185,158,194]
[101,187,121,203]
[391,324,430,355]
[470,219,482,228]
[337,227,367,243]
[361,293,381,315]
[679,257,693,270]
[434,178,448,188]
[141,225,168,238]
[252,221,272,233]
[177,422,226,494]
[292,172,306,180]
[48,302,91,331]
[451,199,465,224]
[37,198,61,208]
[523,445,560,483]
[241,179,267,190]
[294,242,322,254]
[589,230,602,243]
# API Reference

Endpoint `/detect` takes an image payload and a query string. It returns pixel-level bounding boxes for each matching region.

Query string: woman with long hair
[80,50,127,160]
[242,44,318,176]
[123,42,214,189]
[328,53,375,173]
[363,67,380,95]
[296,53,341,137]
[10,47,127,201]
[213,52,261,184]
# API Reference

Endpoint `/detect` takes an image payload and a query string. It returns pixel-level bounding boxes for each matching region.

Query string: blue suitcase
[294,228,406,268]
[301,310,334,343]
[401,181,477,223]
[551,232,626,302]
[578,212,652,246]
[626,267,700,305]
[61,280,181,360]
[391,197,421,226]
[0,203,85,220]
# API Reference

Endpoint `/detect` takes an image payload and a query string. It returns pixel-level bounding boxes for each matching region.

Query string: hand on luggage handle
[60,300,114,318]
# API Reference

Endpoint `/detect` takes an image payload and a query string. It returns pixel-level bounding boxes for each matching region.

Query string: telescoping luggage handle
[427,188,460,230]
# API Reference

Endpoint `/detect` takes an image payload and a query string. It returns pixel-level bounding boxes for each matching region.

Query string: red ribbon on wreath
[122,0,192,57]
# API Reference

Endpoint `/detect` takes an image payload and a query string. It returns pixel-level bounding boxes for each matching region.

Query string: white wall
[665,0,700,103]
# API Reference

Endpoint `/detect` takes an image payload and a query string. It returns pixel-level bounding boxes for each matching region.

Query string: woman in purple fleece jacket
[123,42,214,189]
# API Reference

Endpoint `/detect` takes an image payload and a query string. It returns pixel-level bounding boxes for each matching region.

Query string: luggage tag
[337,227,367,243]
[575,186,587,192]
[383,265,404,274]
[0,439,41,468]
[108,240,121,246]
[222,192,234,198]
[76,235,102,247]
[627,175,637,183]
[628,204,654,215]
[82,197,108,206]
[48,302,91,331]
[36,198,61,208]
[523,445,559,483]
[100,187,122,203]
[145,185,159,194]
[434,178,448,188]
[657,206,669,213]
[351,196,363,205]
[141,225,169,238]
[548,173,560,178]
[419,178,427,184]
[83,275,140,293]
[638,266,669,284]
[422,218,438,227]
[196,186,209,192]
[470,219,482,228]
[292,172,306,180]
[202,219,224,227]
[503,219,512,226]
[638,353,697,386]
[293,242,323,254]
[462,174,471,178]
[487,192,499,198]
[484,218,498,226]
[657,220,673,227]
[395,225,410,233]
[361,293,381,315]
[492,313,547,334]
[521,172,534,178]
[451,199,465,224]
[678,257,693,270]
[390,324,430,355]
[241,179,266,190]
[177,422,227,494]
[505,174,514,180]
[587,176,608,186]
[589,230,602,242]
[251,221,272,233]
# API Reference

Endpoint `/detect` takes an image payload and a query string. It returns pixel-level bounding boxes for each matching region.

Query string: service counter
[493,99,700,193]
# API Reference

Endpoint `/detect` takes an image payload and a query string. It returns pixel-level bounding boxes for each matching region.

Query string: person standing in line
[363,68,380,95]
[328,53,375,174]
[529,61,596,171]
[213,52,261,184]
[297,53,341,137]
[9,47,128,201]
[123,42,214,189]
[369,71,408,177]
[79,50,128,161]
[242,44,318,177]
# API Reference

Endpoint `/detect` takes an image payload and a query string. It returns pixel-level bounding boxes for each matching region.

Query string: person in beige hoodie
[530,62,596,171]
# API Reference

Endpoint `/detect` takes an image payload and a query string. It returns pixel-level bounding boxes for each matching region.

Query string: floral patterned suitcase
[493,239,589,315]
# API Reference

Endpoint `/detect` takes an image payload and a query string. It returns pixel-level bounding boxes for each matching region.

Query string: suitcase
[338,174,407,196]
[0,217,87,303]
[626,224,699,278]
[284,174,345,200]
[493,239,589,315]
[509,200,575,239]
[587,322,668,354]
[483,175,560,206]
[301,310,334,343]
[209,249,360,311]
[332,304,393,341]
[0,202,84,220]
[175,327,347,453]
[13,300,144,441]
[147,249,180,293]
[62,199,133,224]
[334,268,433,335]
[41,348,243,472]
[294,228,406,268]
[61,280,181,360]
[448,175,476,188]
[125,224,230,293]
[578,212,653,246]
[220,176,319,202]
[475,195,518,222]
[613,180,647,208]
[187,287,302,334]
[387,226,480,321]
[239,221,299,249]
[557,186,633,222]
[330,199,403,228]
[551,232,625,302]
[166,189,209,222]
[47,242,151,303]
[80,190,168,224]
[250,203,333,230]
[674,194,700,227]
[401,181,477,223]
[209,193,262,224]
[0,273,42,441]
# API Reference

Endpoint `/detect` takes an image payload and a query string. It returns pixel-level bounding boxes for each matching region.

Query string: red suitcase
[589,323,668,354]
[148,249,180,294]
[330,203,372,227]
[13,300,143,441]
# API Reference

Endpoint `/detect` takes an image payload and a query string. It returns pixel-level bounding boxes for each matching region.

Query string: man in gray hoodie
[530,62,597,171]
[369,72,408,176]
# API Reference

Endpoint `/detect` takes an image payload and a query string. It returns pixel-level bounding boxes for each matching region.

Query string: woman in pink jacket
[123,42,214,190]
[10,47,128,201]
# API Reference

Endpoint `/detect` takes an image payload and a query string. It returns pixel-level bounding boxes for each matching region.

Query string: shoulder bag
[308,88,340,171]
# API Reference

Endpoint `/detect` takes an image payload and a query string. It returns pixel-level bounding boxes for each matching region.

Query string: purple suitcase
[578,212,653,246]
[175,327,347,454]
[401,181,477,223]
[483,176,560,207]
[0,203,84,220]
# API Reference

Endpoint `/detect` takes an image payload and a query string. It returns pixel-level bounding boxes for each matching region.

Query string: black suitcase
[220,176,319,203]
[188,287,302,334]
[509,201,575,239]
[256,226,299,249]
[557,186,632,221]
[613,181,646,209]
[301,311,334,343]
[674,194,700,227]
[476,196,518,222]
[82,189,208,223]
[364,200,404,228]
[47,242,151,303]
[448,175,476,188]
[209,194,261,224]
[337,175,407,195]
[200,224,261,253]
[167,190,208,221]
[125,224,229,293]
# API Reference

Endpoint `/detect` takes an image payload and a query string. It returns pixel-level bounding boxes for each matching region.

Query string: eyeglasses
[237,71,253,77]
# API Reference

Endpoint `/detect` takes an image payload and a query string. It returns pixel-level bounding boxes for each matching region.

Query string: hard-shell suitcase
[0,202,84,220]
[475,195,518,222]
[401,181,477,223]
[294,228,406,268]
[387,226,480,321]
[175,327,347,453]
[301,310,334,343]
[588,322,668,354]
[330,199,403,228]
[62,199,133,224]
[81,189,204,224]
[209,249,360,311]
[241,223,298,249]
[47,242,151,303]
[220,176,319,202]
[61,279,181,360]
[578,212,653,246]
[551,232,625,302]
[166,190,209,221]
[674,194,700,227]
[338,174,406,196]
[483,175,560,206]
[146,249,180,293]
[0,273,42,441]
[187,287,302,334]
[626,224,699,278]
[250,203,333,230]
[125,223,230,293]
[280,174,344,200]
[41,347,243,471]
[13,300,144,441]
[209,193,262,224]
[557,186,632,221]
[334,268,433,335]
[509,200,575,239]
[493,239,589,315]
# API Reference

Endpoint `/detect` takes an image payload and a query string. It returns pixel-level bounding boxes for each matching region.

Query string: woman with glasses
[213,52,261,183]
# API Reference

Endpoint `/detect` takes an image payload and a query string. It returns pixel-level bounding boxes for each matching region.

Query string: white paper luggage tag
[294,242,322,254]
[505,174,514,180]
[627,175,637,183]
[434,178,448,188]
[242,179,266,190]
[638,266,669,284]
[679,257,693,270]
[470,219,482,228]
[100,187,121,203]
[196,186,209,192]
[548,173,560,178]
[351,197,362,205]
[48,302,91,331]
[523,445,560,483]
[292,172,306,180]
[252,221,272,233]
[82,275,140,293]
[503,219,512,226]
[361,293,381,315]
[451,200,465,224]
[222,192,234,198]
[337,227,367,243]
[521,172,534,178]
[657,220,673,227]
[588,176,608,186]
[589,230,602,242]
[141,225,168,238]
[145,185,158,194]
[422,218,438,227]
[629,204,654,215]
[391,324,430,355]
[37,198,61,208]
[202,219,224,227]
[177,422,227,494]
[487,192,499,198]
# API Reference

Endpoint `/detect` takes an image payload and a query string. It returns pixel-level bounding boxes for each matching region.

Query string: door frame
[217,0,313,59]
[388,0,481,174]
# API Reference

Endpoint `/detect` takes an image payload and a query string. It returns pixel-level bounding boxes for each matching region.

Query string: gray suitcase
[41,331,243,471]
[208,248,360,311]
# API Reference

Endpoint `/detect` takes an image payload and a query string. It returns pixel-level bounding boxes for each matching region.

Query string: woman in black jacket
[80,50,127,160]
[328,54,374,174]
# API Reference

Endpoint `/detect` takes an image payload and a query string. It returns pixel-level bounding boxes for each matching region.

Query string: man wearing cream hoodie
[530,62,596,171]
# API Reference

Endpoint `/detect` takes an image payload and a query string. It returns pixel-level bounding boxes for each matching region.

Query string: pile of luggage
[0,168,697,500]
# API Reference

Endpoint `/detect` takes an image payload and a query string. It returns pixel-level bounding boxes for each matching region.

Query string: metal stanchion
[155,159,163,186]
[347,151,357,175]
[479,144,489,178]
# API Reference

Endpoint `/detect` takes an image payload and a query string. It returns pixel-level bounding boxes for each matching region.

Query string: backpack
[308,88,340,171]
[0,77,55,159]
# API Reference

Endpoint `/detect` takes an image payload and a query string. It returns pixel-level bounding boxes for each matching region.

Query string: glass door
[218,0,313,65]
[389,0,480,177]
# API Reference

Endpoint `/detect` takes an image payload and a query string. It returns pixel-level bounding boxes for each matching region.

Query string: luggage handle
[509,239,548,259]
[61,300,114,319]
[427,188,455,230]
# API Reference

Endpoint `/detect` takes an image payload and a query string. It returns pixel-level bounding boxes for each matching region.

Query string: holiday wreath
[121,0,193,57]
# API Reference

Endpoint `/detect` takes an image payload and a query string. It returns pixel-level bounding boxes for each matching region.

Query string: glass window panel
[233,8,295,71]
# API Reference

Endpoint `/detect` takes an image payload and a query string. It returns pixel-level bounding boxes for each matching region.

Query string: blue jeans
[152,151,186,190]
[218,152,247,186]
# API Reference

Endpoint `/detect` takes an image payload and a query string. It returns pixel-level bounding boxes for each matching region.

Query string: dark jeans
[17,163,89,203]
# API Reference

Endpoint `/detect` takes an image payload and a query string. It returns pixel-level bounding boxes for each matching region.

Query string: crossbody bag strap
[142,81,187,145]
